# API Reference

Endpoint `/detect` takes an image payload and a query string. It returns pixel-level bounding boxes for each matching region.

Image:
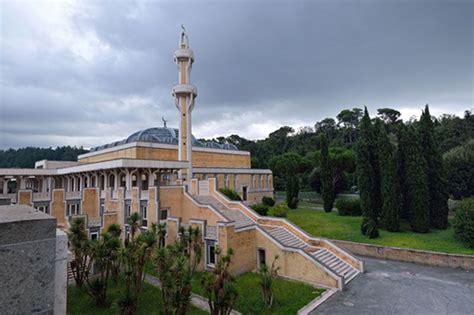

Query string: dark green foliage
[397,125,410,220]
[286,175,300,209]
[401,126,430,233]
[419,105,449,229]
[219,188,242,201]
[269,152,303,209]
[251,203,269,216]
[356,108,380,237]
[452,198,474,248]
[268,203,289,218]
[259,255,280,308]
[201,248,238,315]
[365,218,380,239]
[335,197,361,216]
[377,123,401,232]
[154,226,202,315]
[262,196,275,207]
[68,217,92,288]
[320,134,335,212]
[444,140,474,199]
[119,215,157,315]
[0,146,88,168]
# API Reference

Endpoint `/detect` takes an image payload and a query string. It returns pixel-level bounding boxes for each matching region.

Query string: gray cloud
[0,0,472,149]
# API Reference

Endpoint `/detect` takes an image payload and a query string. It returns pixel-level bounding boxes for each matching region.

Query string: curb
[297,289,337,315]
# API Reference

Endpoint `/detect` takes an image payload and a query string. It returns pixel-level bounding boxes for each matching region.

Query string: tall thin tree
[320,133,335,212]
[377,121,401,232]
[402,126,430,233]
[419,105,449,229]
[356,108,379,238]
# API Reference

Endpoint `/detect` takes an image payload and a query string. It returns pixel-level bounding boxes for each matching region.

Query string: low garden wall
[331,239,474,270]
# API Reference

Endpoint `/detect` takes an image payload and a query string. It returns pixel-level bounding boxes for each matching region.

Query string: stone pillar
[2,178,8,194]
[54,229,68,314]
[0,205,57,313]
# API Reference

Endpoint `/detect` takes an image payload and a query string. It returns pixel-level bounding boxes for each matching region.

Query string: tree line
[205,107,473,207]
[0,146,88,168]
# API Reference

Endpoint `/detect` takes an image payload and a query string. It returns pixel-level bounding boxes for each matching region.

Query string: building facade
[0,29,362,290]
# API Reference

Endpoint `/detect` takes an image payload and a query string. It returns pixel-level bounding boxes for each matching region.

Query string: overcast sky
[0,0,472,149]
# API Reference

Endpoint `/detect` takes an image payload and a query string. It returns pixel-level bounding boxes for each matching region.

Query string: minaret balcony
[174,48,194,61]
[172,84,197,97]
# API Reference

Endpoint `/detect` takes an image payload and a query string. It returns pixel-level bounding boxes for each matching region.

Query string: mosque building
[0,29,362,290]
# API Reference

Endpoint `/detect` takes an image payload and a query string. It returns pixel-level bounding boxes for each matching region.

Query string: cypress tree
[356,108,379,238]
[419,105,449,229]
[377,121,401,232]
[320,133,334,212]
[397,125,410,220]
[403,126,430,233]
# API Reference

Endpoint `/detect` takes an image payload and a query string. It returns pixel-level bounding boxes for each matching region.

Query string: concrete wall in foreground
[0,205,57,314]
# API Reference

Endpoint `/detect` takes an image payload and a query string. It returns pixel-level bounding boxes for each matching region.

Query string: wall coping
[331,239,474,270]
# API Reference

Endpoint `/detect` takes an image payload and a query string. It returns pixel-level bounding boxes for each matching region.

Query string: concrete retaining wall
[331,239,474,270]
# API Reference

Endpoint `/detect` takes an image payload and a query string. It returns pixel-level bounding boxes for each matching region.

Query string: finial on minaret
[162,116,168,128]
[180,24,189,49]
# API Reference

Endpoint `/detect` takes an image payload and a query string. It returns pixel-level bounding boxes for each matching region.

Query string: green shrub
[251,204,269,216]
[219,188,242,201]
[335,197,362,216]
[453,198,474,248]
[262,196,275,207]
[268,203,288,218]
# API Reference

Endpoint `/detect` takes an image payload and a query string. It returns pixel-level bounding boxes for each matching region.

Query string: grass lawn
[287,202,474,255]
[144,264,323,315]
[67,280,207,315]
[191,272,324,315]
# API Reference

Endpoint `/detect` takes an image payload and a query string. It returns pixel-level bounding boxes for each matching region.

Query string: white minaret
[172,26,197,181]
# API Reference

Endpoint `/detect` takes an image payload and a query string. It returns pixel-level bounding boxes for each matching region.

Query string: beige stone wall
[227,228,257,274]
[18,190,32,206]
[131,187,140,214]
[82,188,100,219]
[79,145,251,168]
[254,231,338,288]
[147,187,158,229]
[247,191,274,205]
[51,189,66,227]
[79,147,138,163]
[102,213,118,233]
[160,186,223,226]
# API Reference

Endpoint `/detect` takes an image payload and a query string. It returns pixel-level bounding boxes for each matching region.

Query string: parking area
[312,257,474,315]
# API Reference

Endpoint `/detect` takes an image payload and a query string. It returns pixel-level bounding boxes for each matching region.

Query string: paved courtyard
[312,257,474,315]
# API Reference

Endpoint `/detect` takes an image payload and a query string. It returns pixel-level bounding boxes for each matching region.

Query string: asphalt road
[312,257,474,315]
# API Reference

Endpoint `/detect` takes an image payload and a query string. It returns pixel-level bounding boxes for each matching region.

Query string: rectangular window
[206,243,216,267]
[90,231,99,241]
[100,203,105,215]
[141,205,148,227]
[125,204,131,220]
[160,208,168,221]
[258,248,266,269]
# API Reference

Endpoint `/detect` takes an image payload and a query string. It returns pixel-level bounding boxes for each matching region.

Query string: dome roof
[89,127,238,152]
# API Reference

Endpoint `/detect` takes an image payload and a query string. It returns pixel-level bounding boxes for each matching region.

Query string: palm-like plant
[259,255,280,308]
[67,217,92,288]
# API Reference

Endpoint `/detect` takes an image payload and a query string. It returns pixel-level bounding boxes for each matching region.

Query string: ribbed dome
[90,127,238,152]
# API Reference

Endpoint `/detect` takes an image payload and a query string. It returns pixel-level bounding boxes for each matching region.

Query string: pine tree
[356,108,379,238]
[377,121,401,232]
[320,133,334,212]
[403,126,430,233]
[419,105,449,229]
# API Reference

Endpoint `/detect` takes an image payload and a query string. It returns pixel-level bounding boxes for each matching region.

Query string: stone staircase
[190,180,363,289]
[193,195,254,229]
[262,225,359,284]
[263,226,309,249]
[309,248,359,284]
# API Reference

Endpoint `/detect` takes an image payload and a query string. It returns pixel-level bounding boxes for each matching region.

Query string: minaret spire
[172,26,197,181]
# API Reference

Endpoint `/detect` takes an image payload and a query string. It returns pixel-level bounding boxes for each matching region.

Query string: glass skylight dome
[89,127,238,152]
